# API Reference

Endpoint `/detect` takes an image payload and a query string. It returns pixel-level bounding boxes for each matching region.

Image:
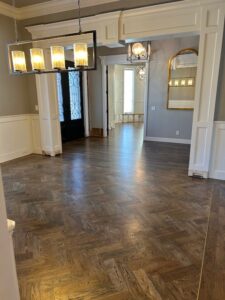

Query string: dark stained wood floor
[198,185,225,300]
[2,124,224,300]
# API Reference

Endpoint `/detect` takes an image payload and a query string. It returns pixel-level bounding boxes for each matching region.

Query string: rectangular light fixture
[8,30,97,75]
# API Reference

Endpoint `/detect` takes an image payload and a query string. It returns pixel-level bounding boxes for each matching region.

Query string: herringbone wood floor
[2,124,224,300]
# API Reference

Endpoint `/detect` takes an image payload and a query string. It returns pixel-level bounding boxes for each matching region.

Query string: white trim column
[101,57,108,137]
[189,3,225,178]
[36,72,62,156]
[82,71,90,137]
[143,61,150,140]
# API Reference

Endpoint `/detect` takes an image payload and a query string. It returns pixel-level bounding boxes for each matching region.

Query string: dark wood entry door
[56,61,85,143]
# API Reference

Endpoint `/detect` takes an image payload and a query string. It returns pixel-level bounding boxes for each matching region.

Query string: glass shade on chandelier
[128,41,151,63]
[11,51,27,72]
[51,46,65,70]
[74,43,88,67]
[30,48,45,71]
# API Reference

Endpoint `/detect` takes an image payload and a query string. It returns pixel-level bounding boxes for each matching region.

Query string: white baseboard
[188,169,208,179]
[144,136,191,144]
[0,114,41,163]
[210,171,225,181]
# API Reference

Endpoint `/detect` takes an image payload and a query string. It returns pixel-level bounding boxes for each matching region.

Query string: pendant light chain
[77,0,82,33]
[12,0,19,42]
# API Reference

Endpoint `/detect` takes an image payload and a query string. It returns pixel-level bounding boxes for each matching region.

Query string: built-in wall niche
[167,49,198,110]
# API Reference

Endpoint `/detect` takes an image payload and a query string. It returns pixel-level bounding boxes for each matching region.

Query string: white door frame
[100,54,150,138]
[35,58,90,157]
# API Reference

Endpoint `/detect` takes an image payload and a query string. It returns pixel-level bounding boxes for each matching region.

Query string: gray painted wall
[146,36,199,140]
[87,58,103,129]
[0,14,36,116]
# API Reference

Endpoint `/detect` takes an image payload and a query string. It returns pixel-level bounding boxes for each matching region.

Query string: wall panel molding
[209,121,225,180]
[0,114,41,163]
[26,11,121,47]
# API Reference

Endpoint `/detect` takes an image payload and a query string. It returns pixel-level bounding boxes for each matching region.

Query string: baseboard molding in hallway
[144,136,191,144]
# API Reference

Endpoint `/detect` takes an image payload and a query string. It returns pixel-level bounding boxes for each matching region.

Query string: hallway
[1,124,221,299]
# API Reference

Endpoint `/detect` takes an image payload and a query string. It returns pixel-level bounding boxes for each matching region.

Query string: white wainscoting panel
[209,122,225,180]
[30,114,42,155]
[0,114,41,163]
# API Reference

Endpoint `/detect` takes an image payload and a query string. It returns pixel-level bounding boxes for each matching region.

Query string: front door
[56,61,85,143]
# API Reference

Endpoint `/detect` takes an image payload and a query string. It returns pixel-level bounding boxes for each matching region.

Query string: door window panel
[69,71,82,120]
[56,73,64,122]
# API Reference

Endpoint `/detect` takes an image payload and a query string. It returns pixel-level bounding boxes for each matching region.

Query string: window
[124,69,134,113]
[69,71,82,120]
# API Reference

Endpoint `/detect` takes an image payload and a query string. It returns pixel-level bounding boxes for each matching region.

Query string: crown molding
[0,1,19,19]
[0,0,119,20]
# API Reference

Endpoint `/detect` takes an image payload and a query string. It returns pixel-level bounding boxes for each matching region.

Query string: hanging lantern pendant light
[73,0,89,68]
[128,41,151,63]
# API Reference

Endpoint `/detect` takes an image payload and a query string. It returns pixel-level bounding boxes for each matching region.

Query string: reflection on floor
[2,123,224,300]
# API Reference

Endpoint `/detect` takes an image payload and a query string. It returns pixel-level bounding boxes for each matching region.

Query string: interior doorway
[101,55,149,139]
[56,61,85,143]
[107,64,146,134]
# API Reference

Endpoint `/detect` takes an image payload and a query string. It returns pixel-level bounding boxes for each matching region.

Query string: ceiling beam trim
[0,0,119,20]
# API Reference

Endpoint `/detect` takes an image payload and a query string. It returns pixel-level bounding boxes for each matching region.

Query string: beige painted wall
[0,15,30,116]
[0,14,37,116]
[87,58,103,129]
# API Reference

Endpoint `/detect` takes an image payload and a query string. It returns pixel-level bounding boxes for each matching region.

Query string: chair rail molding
[27,0,225,178]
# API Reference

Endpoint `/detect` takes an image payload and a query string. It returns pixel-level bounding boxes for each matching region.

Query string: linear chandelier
[8,0,97,75]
